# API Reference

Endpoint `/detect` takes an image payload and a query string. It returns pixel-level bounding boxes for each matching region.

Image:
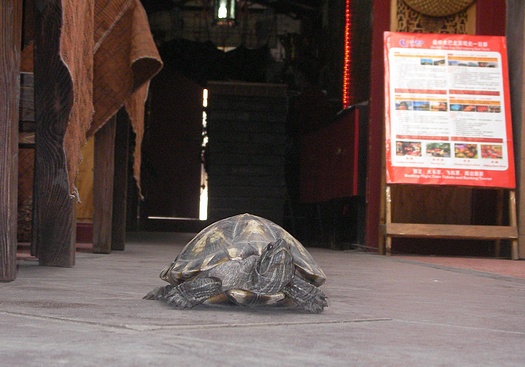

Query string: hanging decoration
[396,0,470,34]
[402,0,476,17]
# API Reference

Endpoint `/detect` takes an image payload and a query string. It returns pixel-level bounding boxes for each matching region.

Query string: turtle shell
[160,213,326,287]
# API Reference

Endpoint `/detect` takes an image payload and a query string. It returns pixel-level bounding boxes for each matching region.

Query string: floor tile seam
[392,317,525,336]
[0,310,392,332]
[132,317,394,332]
[0,311,135,332]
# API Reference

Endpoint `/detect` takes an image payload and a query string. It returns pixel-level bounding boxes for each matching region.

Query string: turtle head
[253,239,295,294]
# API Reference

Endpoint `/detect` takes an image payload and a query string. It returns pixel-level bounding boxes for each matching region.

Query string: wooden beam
[111,111,130,251]
[0,0,22,281]
[385,223,518,240]
[33,0,76,266]
[92,116,116,254]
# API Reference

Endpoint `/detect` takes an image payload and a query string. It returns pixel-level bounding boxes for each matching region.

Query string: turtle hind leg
[283,277,328,313]
[166,277,222,309]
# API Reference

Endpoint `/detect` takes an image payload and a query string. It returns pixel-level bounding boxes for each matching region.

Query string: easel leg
[386,185,392,256]
[509,190,519,260]
[494,190,503,258]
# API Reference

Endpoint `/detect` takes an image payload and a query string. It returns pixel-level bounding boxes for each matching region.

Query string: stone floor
[2,232,525,366]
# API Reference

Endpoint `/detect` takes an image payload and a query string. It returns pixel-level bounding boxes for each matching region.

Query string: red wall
[476,0,506,36]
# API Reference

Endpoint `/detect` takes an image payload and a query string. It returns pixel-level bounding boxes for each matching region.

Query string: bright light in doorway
[199,88,209,221]
[199,170,208,221]
[202,88,208,107]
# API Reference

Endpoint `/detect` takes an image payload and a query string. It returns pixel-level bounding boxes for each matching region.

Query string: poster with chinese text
[384,32,515,188]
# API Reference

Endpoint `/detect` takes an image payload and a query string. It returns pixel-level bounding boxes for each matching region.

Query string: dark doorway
[139,69,204,228]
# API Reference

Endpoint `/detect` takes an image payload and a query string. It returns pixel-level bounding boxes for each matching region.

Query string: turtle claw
[143,286,169,300]
[143,285,197,308]
[302,292,328,314]
[284,277,328,314]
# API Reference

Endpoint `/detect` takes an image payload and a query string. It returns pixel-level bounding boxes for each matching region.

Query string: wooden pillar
[92,116,116,254]
[33,0,76,266]
[0,0,23,281]
[111,111,130,251]
[366,0,391,251]
[506,0,525,258]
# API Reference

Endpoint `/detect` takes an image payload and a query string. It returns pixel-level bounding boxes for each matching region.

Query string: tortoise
[144,213,328,313]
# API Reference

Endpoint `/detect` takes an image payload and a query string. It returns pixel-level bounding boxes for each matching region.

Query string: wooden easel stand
[384,185,519,260]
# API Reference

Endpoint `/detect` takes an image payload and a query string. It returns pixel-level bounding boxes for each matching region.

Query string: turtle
[144,213,328,313]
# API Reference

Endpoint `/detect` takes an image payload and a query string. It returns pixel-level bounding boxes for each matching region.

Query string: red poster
[384,32,515,188]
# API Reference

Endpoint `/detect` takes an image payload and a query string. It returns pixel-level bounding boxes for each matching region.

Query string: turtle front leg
[165,277,222,309]
[283,277,328,313]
